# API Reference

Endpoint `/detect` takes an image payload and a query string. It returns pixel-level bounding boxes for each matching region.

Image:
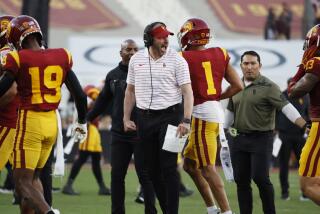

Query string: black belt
[237,130,273,136]
[137,103,181,115]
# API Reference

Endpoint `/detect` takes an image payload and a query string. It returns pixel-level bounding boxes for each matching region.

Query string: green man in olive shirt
[224,51,306,214]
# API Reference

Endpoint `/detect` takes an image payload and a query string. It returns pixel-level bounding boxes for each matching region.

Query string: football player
[0,15,18,172]
[289,24,320,206]
[178,18,243,214]
[288,23,320,91]
[0,15,87,214]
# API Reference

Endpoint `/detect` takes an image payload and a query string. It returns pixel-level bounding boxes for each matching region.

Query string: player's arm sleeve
[267,84,289,110]
[220,47,230,67]
[291,64,305,83]
[87,75,112,122]
[65,70,87,124]
[0,71,15,98]
[63,48,73,69]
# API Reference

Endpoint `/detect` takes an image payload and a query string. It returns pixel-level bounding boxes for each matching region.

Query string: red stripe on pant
[201,121,211,166]
[19,110,28,169]
[14,109,22,168]
[311,136,320,177]
[303,125,320,176]
[194,118,203,167]
[0,127,9,148]
[0,126,4,137]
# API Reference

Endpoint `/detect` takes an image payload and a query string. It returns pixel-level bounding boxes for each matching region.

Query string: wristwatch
[182,118,191,124]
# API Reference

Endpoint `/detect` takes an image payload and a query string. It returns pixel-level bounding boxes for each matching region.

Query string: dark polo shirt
[227,74,289,133]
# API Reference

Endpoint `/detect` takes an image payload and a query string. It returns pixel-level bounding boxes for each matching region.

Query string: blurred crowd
[264,2,293,40]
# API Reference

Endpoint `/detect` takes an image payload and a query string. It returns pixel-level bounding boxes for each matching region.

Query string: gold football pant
[184,118,219,168]
[13,110,57,170]
[299,122,320,177]
[0,126,15,170]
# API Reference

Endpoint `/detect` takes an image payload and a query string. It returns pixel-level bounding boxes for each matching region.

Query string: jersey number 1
[29,66,63,104]
[201,61,217,95]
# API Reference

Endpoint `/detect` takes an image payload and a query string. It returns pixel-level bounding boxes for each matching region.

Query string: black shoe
[12,197,19,205]
[12,190,20,205]
[52,187,61,193]
[281,192,290,200]
[62,185,79,195]
[135,191,144,204]
[179,188,193,197]
[98,186,111,195]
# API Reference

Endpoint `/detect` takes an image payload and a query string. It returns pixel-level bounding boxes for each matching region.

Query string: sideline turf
[0,165,319,214]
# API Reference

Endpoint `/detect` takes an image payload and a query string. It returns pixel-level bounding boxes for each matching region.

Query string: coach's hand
[176,122,190,138]
[72,122,87,144]
[124,119,137,132]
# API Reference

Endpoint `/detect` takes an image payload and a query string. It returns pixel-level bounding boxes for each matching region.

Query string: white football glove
[71,122,87,144]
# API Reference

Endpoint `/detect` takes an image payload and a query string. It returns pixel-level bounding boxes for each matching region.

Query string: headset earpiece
[143,24,153,47]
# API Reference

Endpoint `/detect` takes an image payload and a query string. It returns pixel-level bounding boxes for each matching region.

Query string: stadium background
[0,0,319,213]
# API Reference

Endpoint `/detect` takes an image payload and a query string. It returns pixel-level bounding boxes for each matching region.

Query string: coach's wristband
[303,121,311,130]
[182,118,191,124]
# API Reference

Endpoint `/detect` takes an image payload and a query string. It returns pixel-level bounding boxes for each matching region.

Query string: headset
[143,21,166,47]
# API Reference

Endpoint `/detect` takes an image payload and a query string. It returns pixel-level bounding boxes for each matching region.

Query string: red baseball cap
[151,25,174,38]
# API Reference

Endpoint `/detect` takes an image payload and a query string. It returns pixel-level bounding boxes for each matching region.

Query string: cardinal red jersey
[305,57,320,119]
[2,48,72,111]
[0,45,19,128]
[181,47,230,105]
